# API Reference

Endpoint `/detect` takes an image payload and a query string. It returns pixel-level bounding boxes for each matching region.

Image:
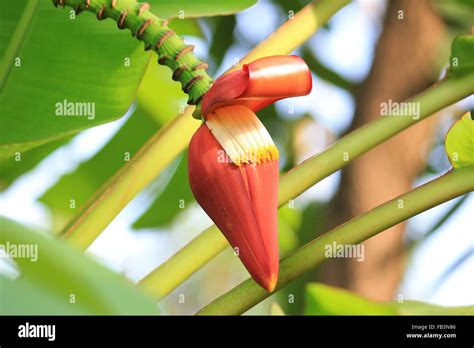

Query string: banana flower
[188,56,312,291]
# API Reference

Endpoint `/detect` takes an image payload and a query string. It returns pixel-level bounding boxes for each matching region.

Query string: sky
[0,0,472,310]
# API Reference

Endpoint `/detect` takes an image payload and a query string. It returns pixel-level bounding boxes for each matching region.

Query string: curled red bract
[201,55,312,117]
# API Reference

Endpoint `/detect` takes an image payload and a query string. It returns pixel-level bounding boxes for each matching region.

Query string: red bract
[188,55,312,292]
[201,55,312,117]
[188,124,279,291]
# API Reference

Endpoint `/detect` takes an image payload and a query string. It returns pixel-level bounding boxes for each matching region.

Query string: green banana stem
[197,166,474,315]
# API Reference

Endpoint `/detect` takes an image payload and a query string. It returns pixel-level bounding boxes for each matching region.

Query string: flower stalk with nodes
[189,56,312,291]
[52,0,214,110]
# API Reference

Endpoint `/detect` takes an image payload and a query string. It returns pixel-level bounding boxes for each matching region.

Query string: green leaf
[277,207,301,256]
[148,0,257,19]
[133,151,194,229]
[434,0,474,32]
[449,35,474,76]
[0,1,150,157]
[1,275,93,315]
[168,18,205,38]
[136,60,187,125]
[208,16,236,72]
[304,283,474,316]
[39,60,188,229]
[305,283,396,315]
[39,108,161,228]
[0,217,158,314]
[273,0,309,15]
[445,112,473,168]
[398,301,474,315]
[0,136,71,191]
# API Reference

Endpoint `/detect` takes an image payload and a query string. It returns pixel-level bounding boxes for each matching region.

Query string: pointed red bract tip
[266,273,278,293]
[188,124,279,292]
[202,55,312,117]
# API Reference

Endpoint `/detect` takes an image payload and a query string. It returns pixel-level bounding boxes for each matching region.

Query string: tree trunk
[318,0,445,301]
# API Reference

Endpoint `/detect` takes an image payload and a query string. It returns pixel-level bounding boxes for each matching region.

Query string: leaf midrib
[0,0,39,92]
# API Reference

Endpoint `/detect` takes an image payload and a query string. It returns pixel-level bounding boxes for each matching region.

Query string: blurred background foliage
[0,0,472,315]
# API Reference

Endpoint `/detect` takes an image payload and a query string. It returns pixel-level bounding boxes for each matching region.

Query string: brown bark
[319,0,445,301]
